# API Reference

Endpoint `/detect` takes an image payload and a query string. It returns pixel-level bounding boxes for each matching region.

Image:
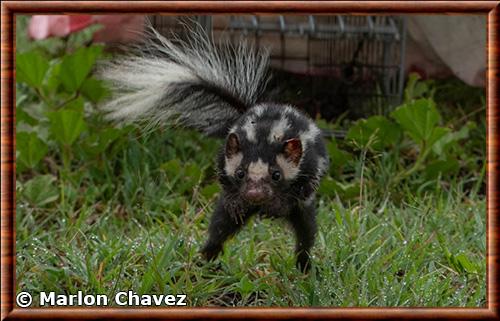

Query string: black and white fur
[99,26,329,271]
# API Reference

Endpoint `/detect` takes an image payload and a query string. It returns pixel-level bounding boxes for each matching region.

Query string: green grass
[14,15,486,307]
[16,129,486,307]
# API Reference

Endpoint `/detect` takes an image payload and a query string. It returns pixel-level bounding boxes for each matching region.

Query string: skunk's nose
[244,188,267,203]
[244,181,271,204]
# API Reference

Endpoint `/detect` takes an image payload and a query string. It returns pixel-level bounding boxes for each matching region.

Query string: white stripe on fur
[225,152,243,176]
[276,154,300,180]
[248,159,269,181]
[268,116,290,143]
[242,116,257,143]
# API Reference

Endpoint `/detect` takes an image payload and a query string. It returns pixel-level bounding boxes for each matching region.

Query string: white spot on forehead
[299,122,321,150]
[268,116,290,144]
[276,154,300,180]
[252,104,267,117]
[241,116,257,143]
[248,158,269,181]
[225,152,243,176]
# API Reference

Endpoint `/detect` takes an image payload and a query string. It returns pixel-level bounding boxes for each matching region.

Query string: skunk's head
[223,132,302,204]
[219,104,329,205]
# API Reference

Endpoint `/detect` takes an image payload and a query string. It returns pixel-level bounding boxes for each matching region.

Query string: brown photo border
[1,1,498,320]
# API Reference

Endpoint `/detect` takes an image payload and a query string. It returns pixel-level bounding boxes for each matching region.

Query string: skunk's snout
[243,180,272,204]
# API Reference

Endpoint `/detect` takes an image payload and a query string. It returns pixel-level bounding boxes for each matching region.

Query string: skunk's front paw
[201,243,223,261]
[296,252,312,273]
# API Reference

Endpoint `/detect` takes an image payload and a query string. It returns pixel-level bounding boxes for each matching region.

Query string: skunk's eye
[272,170,281,181]
[236,169,245,179]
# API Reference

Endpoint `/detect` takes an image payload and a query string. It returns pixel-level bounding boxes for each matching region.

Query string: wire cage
[150,15,407,120]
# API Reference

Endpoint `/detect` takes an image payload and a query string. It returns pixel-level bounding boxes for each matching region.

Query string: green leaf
[160,159,183,190]
[437,237,478,274]
[16,131,48,171]
[47,102,87,146]
[17,94,51,122]
[17,122,50,144]
[346,116,401,150]
[21,175,59,207]
[318,178,338,198]
[139,240,175,294]
[237,275,255,295]
[178,163,203,194]
[403,72,435,101]
[80,77,108,103]
[424,158,459,179]
[391,99,441,144]
[82,127,122,156]
[200,183,220,199]
[427,127,450,150]
[16,105,38,126]
[16,51,50,88]
[326,139,352,170]
[160,159,182,178]
[43,59,62,94]
[16,87,29,108]
[318,178,359,200]
[163,196,186,213]
[432,125,469,156]
[455,253,478,274]
[185,163,203,181]
[335,181,360,200]
[59,45,103,93]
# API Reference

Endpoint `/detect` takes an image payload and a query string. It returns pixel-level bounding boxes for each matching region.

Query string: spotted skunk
[99,26,329,271]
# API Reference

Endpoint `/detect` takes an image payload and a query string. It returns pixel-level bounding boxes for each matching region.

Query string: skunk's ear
[283,138,302,165]
[225,133,240,157]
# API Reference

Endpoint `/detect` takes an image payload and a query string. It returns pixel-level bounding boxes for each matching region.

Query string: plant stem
[34,87,55,109]
[55,91,80,109]
[393,141,431,185]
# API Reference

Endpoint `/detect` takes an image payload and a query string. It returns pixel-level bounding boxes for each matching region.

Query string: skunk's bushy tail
[98,25,270,137]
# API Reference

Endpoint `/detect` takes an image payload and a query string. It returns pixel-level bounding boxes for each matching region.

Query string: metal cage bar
[150,15,407,115]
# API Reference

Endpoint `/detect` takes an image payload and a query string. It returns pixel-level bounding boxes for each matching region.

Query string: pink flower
[28,15,93,40]
[28,15,145,43]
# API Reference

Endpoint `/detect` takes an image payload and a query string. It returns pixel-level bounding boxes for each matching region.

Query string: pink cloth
[28,15,145,43]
